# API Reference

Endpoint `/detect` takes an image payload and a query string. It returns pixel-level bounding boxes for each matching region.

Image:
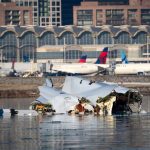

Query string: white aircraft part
[52,63,99,74]
[62,76,103,95]
[36,96,49,104]
[50,94,79,114]
[34,76,133,114]
[76,85,116,105]
[114,63,150,75]
[114,86,129,94]
[39,86,61,97]
[62,76,131,105]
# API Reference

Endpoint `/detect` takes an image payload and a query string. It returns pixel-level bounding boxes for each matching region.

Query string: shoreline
[0,76,150,98]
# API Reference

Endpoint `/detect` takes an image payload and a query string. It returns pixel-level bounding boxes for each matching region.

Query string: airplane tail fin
[121,51,128,64]
[78,54,87,63]
[95,47,108,64]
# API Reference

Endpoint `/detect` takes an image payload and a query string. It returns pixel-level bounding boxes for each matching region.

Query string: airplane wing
[62,76,122,105]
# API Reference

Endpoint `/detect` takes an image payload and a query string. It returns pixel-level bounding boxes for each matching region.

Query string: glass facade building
[0,25,150,62]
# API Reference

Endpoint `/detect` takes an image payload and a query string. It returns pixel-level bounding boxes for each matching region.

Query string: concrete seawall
[0,75,150,98]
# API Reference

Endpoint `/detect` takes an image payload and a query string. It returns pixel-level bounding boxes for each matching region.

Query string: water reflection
[39,114,150,150]
[0,114,150,150]
[0,96,150,150]
[0,116,40,150]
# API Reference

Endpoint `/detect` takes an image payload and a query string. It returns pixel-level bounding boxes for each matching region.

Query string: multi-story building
[39,0,61,26]
[0,2,33,26]
[14,0,39,25]
[73,0,150,26]
[0,0,61,26]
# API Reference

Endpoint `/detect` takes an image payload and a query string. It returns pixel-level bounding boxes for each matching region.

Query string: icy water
[0,96,150,150]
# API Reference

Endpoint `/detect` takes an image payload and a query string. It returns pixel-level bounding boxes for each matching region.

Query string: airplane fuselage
[114,63,150,75]
[52,63,109,75]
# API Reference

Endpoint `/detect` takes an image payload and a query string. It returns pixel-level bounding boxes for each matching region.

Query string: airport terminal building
[0,25,150,64]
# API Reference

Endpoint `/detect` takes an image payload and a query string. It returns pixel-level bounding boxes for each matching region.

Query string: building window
[141,9,150,25]
[77,31,93,45]
[106,9,125,25]
[77,10,93,26]
[58,32,75,45]
[97,32,112,44]
[39,32,56,46]
[132,31,147,44]
[96,10,103,26]
[0,32,17,62]
[114,31,131,44]
[128,9,138,25]
[19,32,36,62]
[66,50,82,62]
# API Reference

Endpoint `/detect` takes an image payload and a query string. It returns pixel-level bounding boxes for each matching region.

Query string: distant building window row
[75,8,150,26]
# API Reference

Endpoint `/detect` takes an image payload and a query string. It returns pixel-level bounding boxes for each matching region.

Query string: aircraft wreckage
[31,76,143,115]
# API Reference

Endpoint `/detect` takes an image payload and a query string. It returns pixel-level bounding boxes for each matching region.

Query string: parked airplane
[110,51,150,75]
[114,62,150,75]
[51,47,109,75]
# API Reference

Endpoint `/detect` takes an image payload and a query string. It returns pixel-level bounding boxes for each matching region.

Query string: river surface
[0,96,150,150]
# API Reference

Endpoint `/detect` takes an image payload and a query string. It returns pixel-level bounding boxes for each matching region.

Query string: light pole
[63,37,66,63]
[147,35,149,63]
[0,49,2,67]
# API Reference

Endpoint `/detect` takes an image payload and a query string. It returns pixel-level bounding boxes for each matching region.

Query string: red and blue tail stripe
[95,47,108,64]
[79,55,87,63]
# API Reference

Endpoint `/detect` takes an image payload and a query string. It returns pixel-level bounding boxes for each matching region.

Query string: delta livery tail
[78,54,87,63]
[121,51,128,64]
[95,47,108,64]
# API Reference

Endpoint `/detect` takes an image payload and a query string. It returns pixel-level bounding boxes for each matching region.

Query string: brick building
[0,2,33,26]
[73,0,150,26]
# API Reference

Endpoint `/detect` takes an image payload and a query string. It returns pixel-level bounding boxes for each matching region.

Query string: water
[0,114,150,150]
[0,96,150,150]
